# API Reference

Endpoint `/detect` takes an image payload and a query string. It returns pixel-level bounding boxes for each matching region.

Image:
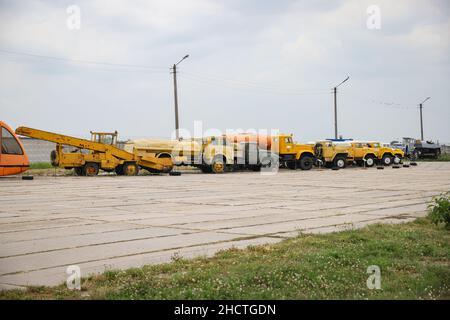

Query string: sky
[0,0,449,143]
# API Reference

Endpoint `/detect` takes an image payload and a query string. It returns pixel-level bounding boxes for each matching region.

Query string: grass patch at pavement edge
[1,217,449,300]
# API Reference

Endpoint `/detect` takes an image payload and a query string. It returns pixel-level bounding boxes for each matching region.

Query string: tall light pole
[171,54,189,139]
[333,76,349,139]
[419,97,430,141]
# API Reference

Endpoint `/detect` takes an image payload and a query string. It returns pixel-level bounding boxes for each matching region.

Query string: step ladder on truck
[15,127,173,176]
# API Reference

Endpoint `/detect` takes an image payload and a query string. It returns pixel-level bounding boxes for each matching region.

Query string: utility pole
[418,97,430,141]
[333,87,337,139]
[171,54,189,139]
[172,63,179,139]
[333,76,349,139]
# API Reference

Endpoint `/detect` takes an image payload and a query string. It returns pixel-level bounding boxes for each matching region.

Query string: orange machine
[0,121,29,176]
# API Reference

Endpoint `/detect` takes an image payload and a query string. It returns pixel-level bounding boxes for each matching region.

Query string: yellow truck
[128,136,234,174]
[343,141,378,167]
[15,127,173,176]
[225,133,315,170]
[366,141,404,165]
[313,141,349,169]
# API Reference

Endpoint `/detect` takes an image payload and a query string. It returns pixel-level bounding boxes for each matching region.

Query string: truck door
[354,143,364,159]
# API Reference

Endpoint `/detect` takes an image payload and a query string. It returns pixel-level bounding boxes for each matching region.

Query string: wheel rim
[213,162,224,173]
[384,157,391,165]
[337,159,345,168]
[366,158,374,166]
[125,165,137,175]
[86,166,97,176]
[394,157,401,164]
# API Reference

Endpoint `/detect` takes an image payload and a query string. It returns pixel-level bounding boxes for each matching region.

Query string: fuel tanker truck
[224,133,316,170]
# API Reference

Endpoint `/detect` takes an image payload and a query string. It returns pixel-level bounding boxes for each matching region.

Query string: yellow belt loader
[15,127,173,176]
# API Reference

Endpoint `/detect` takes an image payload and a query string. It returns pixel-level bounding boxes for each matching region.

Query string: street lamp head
[335,76,350,88]
[420,97,431,105]
[175,54,190,66]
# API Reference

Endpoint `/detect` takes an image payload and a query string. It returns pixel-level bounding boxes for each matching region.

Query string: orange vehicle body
[0,121,29,176]
[224,134,273,149]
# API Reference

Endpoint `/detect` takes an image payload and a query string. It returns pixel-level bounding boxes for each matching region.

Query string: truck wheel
[50,150,59,166]
[122,163,139,176]
[382,154,392,166]
[286,161,297,170]
[394,156,402,164]
[74,167,83,176]
[200,166,212,173]
[364,155,375,167]
[211,157,225,174]
[261,156,279,170]
[299,156,314,170]
[83,163,99,176]
[115,165,124,175]
[333,156,346,169]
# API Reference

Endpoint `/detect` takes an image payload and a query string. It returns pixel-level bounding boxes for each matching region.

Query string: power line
[0,48,167,70]
[182,70,331,93]
[369,99,419,109]
[179,72,332,96]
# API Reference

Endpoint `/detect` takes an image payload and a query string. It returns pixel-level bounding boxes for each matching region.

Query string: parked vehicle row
[1,121,413,176]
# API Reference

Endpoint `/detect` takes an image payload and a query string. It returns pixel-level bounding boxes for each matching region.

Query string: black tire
[333,156,346,169]
[382,154,393,166]
[299,155,314,170]
[394,155,403,165]
[364,155,375,167]
[115,165,124,175]
[74,167,83,176]
[286,161,297,170]
[83,163,99,176]
[260,156,279,170]
[50,150,58,166]
[200,166,212,173]
[122,162,139,176]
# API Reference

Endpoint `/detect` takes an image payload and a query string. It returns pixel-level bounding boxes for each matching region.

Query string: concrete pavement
[1,162,449,289]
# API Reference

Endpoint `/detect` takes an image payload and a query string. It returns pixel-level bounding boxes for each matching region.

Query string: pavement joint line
[0,221,104,234]
[0,234,266,276]
[0,196,433,233]
[163,200,431,229]
[0,224,161,244]
[0,229,206,259]
[214,213,422,238]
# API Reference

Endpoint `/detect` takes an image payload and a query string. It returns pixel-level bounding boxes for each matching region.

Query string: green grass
[417,154,450,162]
[1,218,449,300]
[437,154,450,161]
[29,162,53,169]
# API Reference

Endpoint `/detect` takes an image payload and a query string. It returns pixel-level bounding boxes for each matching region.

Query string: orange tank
[224,133,273,149]
[0,121,29,176]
